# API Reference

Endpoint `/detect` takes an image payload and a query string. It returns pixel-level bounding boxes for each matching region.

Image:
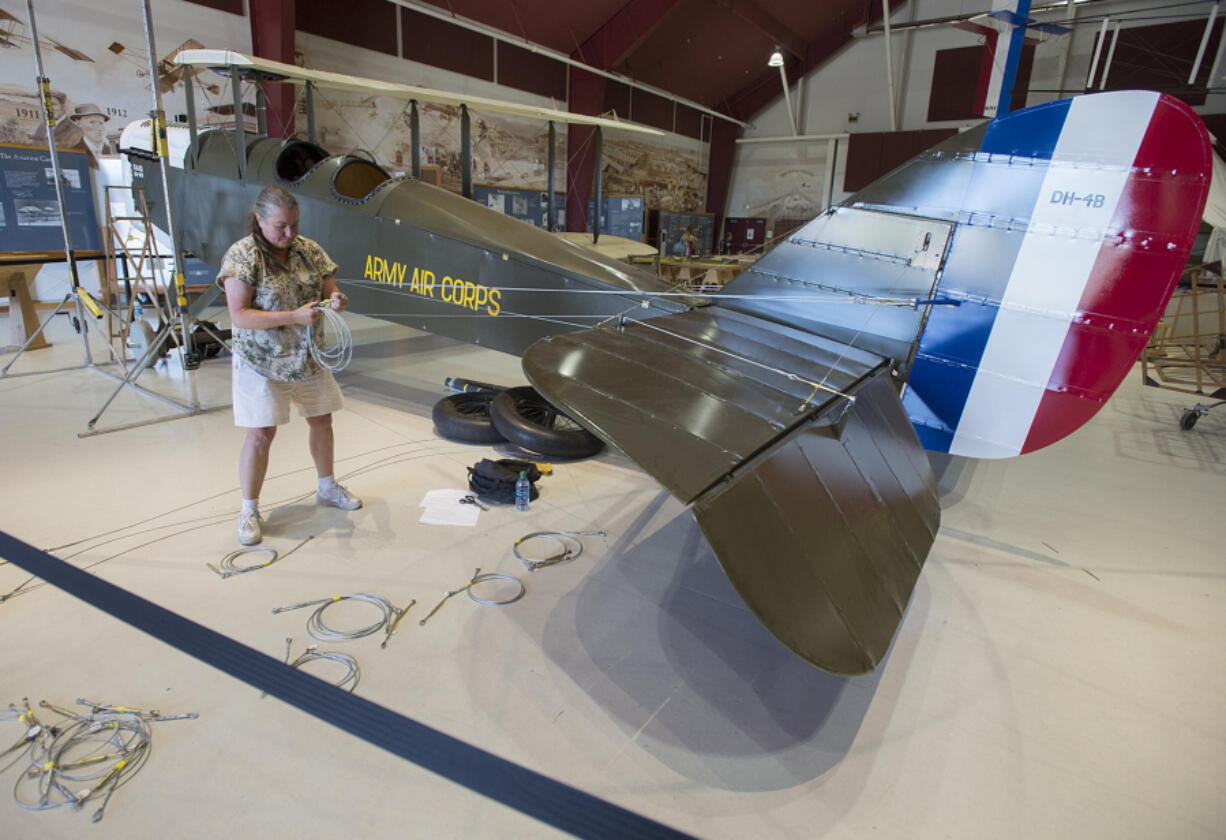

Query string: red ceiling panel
[401,8,495,81]
[298,0,398,56]
[185,0,244,14]
[497,41,567,101]
[411,0,629,55]
[630,88,672,133]
[602,80,632,121]
[402,0,872,117]
[288,1,890,125]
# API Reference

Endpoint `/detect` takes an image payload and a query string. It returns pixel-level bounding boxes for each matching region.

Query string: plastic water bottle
[515,471,530,511]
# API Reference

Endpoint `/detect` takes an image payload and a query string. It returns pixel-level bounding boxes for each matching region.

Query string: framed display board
[649,209,715,255]
[723,216,767,253]
[0,143,101,254]
[585,194,645,240]
[473,183,566,229]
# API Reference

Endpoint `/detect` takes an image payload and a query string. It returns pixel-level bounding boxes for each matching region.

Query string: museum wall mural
[726,141,834,238]
[295,53,568,196]
[303,87,710,217]
[0,0,712,303]
[600,130,708,214]
[297,33,710,219]
[0,1,253,153]
[0,0,252,297]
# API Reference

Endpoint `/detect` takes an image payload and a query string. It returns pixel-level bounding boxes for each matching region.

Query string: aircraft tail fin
[723,91,1211,458]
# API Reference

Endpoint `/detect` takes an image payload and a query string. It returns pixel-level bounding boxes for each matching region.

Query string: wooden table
[3,264,52,351]
[3,251,107,351]
[651,256,753,290]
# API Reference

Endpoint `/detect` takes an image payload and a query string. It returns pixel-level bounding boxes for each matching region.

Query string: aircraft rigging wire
[618,316,853,403]
[207,534,315,579]
[271,638,361,693]
[467,571,526,606]
[9,699,194,823]
[310,304,353,371]
[745,267,961,309]
[39,437,449,555]
[0,700,44,776]
[564,129,600,209]
[418,567,525,626]
[467,107,532,185]
[352,309,607,331]
[14,711,151,820]
[594,300,648,329]
[193,73,261,159]
[808,295,888,409]
[499,312,606,331]
[365,99,412,163]
[346,278,886,304]
[0,440,467,605]
[513,530,607,572]
[311,87,399,164]
[272,592,408,644]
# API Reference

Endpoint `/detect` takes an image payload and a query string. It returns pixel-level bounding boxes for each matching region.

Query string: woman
[683,227,699,257]
[217,186,360,546]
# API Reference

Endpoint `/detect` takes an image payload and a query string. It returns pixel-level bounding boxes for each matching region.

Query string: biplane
[124,50,1211,675]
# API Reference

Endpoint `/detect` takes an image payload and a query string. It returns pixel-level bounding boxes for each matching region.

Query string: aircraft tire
[432,392,506,443]
[490,386,604,458]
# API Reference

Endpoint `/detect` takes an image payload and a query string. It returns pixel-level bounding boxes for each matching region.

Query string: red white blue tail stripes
[952,92,1155,457]
[900,91,1210,458]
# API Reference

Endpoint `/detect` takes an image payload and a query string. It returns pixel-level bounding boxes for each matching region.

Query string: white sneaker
[237,510,263,545]
[316,483,362,510]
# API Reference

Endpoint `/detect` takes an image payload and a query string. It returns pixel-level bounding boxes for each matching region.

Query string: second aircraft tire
[490,386,604,458]
[432,392,506,443]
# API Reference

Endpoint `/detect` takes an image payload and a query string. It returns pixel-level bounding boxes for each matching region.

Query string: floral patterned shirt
[216,234,338,382]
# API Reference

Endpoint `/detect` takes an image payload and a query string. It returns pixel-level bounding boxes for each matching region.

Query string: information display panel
[586,195,645,240]
[473,184,565,230]
[652,209,715,255]
[0,144,101,253]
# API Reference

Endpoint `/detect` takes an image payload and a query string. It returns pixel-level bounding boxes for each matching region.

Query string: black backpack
[466,459,541,504]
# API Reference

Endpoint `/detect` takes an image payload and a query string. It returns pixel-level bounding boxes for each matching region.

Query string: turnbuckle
[419,568,480,626]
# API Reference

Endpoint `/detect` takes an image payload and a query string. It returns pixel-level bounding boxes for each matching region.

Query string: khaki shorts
[232,355,344,427]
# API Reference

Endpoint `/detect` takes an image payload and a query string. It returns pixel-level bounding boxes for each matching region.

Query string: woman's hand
[291,300,323,325]
[329,291,349,312]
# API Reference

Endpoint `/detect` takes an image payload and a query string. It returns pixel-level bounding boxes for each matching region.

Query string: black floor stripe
[0,530,692,839]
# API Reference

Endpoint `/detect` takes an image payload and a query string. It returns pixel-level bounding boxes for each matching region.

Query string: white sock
[318,476,337,492]
[241,498,259,514]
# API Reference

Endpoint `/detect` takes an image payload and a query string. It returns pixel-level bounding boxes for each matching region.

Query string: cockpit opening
[333,157,392,201]
[274,140,330,183]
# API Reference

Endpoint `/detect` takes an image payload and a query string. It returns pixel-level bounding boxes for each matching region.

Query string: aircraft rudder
[910,91,1211,459]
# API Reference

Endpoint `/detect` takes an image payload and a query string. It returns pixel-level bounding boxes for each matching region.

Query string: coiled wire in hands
[310,304,352,371]
[513,530,607,572]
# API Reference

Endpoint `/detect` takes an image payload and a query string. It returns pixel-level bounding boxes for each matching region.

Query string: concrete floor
[1,307,1223,839]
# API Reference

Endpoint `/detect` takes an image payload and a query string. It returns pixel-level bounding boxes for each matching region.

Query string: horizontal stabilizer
[692,374,939,674]
[523,307,882,501]
[523,308,939,672]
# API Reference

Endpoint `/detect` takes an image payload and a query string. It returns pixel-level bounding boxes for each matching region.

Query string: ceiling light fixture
[768,46,797,135]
